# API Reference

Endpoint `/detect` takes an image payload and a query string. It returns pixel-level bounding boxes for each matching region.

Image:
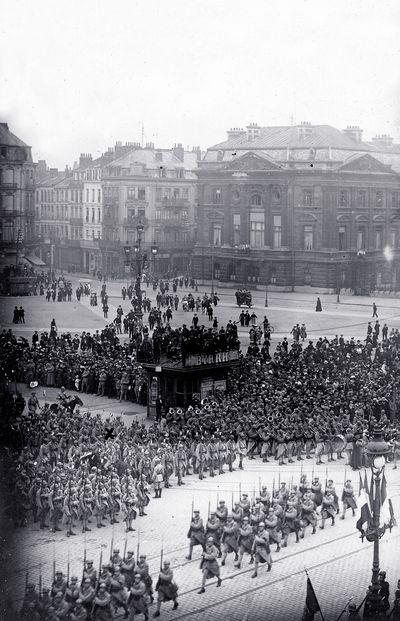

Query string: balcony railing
[123,216,149,228]
[0,182,18,191]
[160,197,190,207]
[126,198,148,207]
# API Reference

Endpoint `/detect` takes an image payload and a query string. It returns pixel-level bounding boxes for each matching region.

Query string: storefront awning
[24,254,46,266]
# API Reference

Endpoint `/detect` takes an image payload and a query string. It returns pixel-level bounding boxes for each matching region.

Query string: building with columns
[193,123,400,293]
[0,122,36,266]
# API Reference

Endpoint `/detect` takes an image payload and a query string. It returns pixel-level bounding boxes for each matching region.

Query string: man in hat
[152,457,164,499]
[205,511,222,556]
[153,560,178,617]
[198,536,222,593]
[127,573,148,620]
[239,493,251,518]
[320,490,336,529]
[186,509,205,560]
[341,480,357,519]
[121,551,136,590]
[347,602,362,620]
[378,571,390,611]
[251,522,272,577]
[221,514,239,566]
[216,499,228,525]
[51,571,67,597]
[79,578,95,616]
[136,555,153,604]
[65,576,81,610]
[92,582,113,620]
[110,565,129,618]
[173,443,187,486]
[235,516,254,568]
[83,560,97,587]
[70,599,88,621]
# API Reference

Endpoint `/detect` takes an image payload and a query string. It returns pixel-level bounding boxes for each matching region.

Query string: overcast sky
[1,0,400,168]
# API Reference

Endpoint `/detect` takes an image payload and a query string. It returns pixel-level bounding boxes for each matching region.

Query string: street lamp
[133,222,145,323]
[362,427,391,620]
[151,244,158,277]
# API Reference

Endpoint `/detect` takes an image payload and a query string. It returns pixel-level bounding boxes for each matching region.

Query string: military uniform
[251,523,272,577]
[186,510,205,559]
[221,516,239,565]
[153,561,178,617]
[198,539,221,593]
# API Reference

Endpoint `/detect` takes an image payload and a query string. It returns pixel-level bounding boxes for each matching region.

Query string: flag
[381,474,396,529]
[356,488,372,536]
[303,575,321,620]
[380,473,387,507]
[364,470,373,509]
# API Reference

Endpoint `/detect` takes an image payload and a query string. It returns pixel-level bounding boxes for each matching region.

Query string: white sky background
[1,0,400,168]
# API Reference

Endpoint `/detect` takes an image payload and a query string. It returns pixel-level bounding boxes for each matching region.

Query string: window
[303,189,313,207]
[272,189,281,204]
[390,229,397,248]
[138,208,145,219]
[98,208,101,223]
[127,187,136,199]
[213,224,222,246]
[233,214,241,246]
[251,194,261,206]
[173,188,180,199]
[176,169,185,178]
[392,192,400,209]
[375,229,383,250]
[91,189,94,202]
[86,230,90,239]
[138,188,146,200]
[182,188,189,199]
[0,146,7,158]
[155,209,161,220]
[273,215,282,249]
[357,228,365,250]
[376,191,384,208]
[357,190,366,207]
[212,188,222,204]
[339,190,349,207]
[92,230,95,239]
[156,188,162,201]
[304,225,313,250]
[91,208,95,223]
[86,189,89,202]
[86,208,89,223]
[97,189,101,203]
[338,225,346,250]
[250,212,264,248]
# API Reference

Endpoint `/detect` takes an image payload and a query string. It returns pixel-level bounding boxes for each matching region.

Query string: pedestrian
[372,302,378,318]
[316,297,322,312]
[19,306,25,323]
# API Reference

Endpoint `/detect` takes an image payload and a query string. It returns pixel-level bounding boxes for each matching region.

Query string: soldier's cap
[207,536,214,542]
[242,516,249,521]
[42,587,50,592]
[55,571,63,575]
[242,493,248,497]
[258,522,265,528]
[99,582,107,588]
[219,500,225,504]
[139,554,146,559]
[348,604,357,611]
[379,571,386,577]
[71,576,78,581]
[127,551,134,555]
[86,560,93,564]
[163,561,170,566]
[193,509,200,514]
[27,583,35,589]
[84,579,91,584]
[76,599,83,605]
[113,548,120,553]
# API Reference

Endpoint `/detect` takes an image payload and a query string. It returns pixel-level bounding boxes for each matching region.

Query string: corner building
[193,123,400,293]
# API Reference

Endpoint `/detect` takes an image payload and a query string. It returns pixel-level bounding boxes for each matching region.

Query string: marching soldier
[79,484,94,533]
[137,554,154,604]
[221,514,239,565]
[311,477,323,507]
[282,495,301,546]
[153,560,179,617]
[49,487,63,532]
[121,551,136,590]
[122,488,137,532]
[235,516,254,568]
[217,436,227,474]
[78,578,95,617]
[216,499,228,525]
[111,548,123,567]
[231,501,244,524]
[300,491,317,536]
[260,486,271,513]
[239,493,251,518]
[320,490,336,529]
[341,480,357,519]
[127,573,149,620]
[92,582,113,620]
[205,511,222,555]
[226,435,237,472]
[325,479,339,515]
[110,565,129,618]
[65,576,81,610]
[69,599,88,621]
[51,570,68,597]
[264,507,281,552]
[198,536,222,593]
[250,504,265,533]
[186,509,205,560]
[251,522,272,577]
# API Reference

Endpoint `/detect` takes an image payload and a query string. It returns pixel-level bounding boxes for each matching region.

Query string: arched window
[251,194,261,206]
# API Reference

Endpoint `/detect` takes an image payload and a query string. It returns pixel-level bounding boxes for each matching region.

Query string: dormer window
[251,194,262,206]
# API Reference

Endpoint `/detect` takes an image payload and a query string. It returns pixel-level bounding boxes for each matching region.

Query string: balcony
[0,182,18,191]
[160,197,190,208]
[126,198,148,208]
[123,215,149,228]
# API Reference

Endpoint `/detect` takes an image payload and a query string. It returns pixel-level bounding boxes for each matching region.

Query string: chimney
[172,143,184,161]
[297,121,314,140]
[79,153,93,168]
[194,146,202,162]
[0,122,9,130]
[227,128,246,140]
[371,134,394,148]
[342,126,363,143]
[246,123,261,141]
[37,160,47,174]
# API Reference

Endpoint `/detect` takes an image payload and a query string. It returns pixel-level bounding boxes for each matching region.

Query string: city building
[0,122,37,267]
[102,142,200,276]
[193,123,400,293]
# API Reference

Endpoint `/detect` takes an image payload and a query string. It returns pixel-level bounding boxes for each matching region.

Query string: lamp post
[362,427,390,620]
[133,222,145,324]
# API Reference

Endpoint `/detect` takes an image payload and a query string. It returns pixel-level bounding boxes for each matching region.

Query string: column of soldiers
[20,544,178,621]
[186,474,358,590]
